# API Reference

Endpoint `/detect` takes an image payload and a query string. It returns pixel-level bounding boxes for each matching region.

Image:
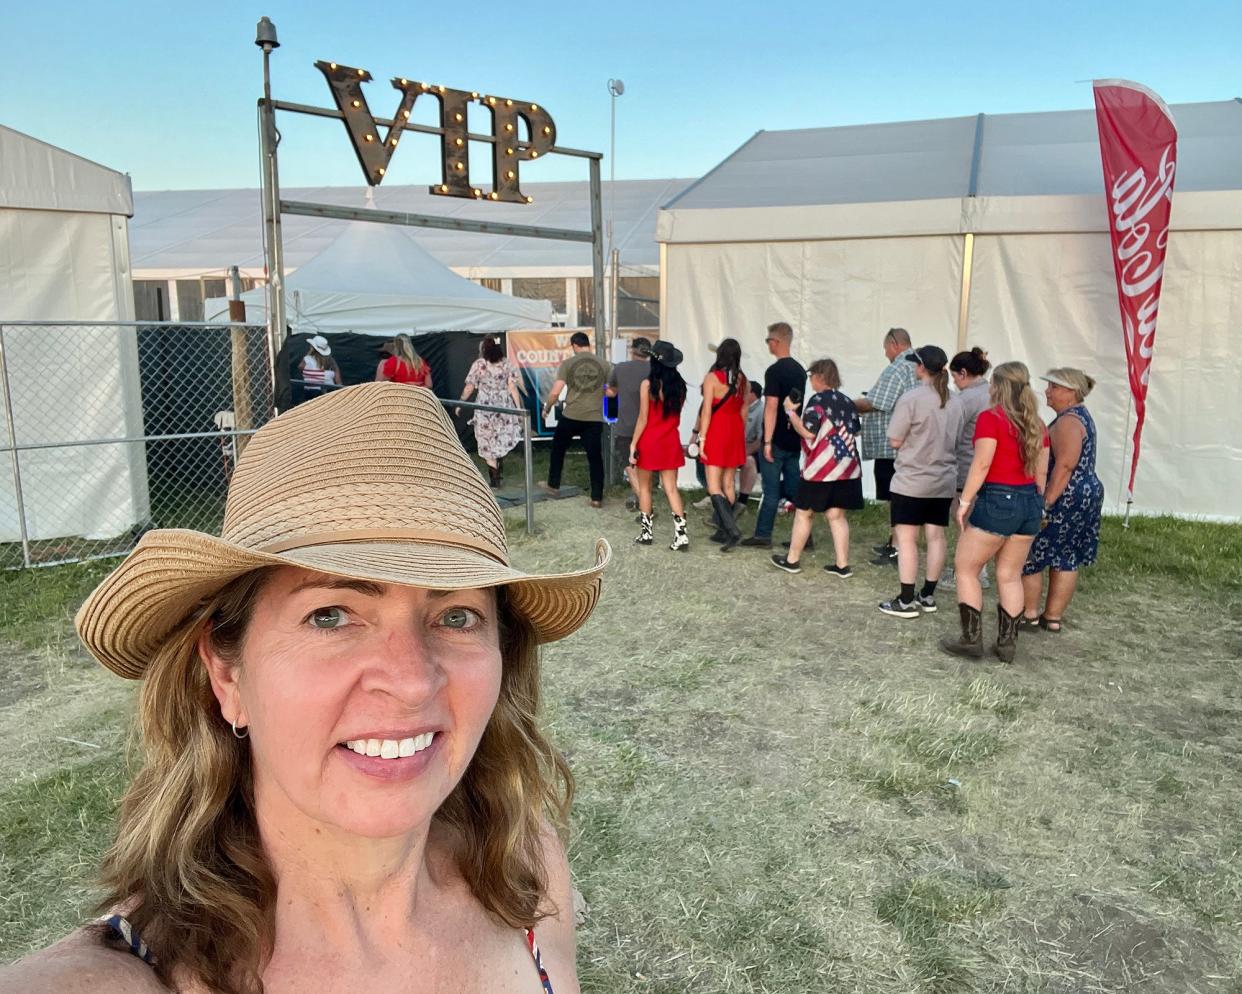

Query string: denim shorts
[968,483,1043,537]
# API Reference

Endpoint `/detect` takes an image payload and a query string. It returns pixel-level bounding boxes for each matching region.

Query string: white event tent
[0,125,149,544]
[657,100,1242,519]
[204,219,554,333]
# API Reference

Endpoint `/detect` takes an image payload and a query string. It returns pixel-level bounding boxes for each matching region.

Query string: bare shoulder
[0,929,167,994]
[535,824,580,992]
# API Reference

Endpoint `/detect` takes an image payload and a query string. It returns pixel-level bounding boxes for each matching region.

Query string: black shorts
[794,478,864,513]
[873,458,896,501]
[890,491,953,527]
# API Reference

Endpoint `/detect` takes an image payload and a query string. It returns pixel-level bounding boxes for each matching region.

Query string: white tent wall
[0,126,148,546]
[665,235,962,492]
[967,228,1242,520]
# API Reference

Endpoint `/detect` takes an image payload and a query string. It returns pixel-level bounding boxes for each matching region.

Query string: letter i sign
[314,61,556,203]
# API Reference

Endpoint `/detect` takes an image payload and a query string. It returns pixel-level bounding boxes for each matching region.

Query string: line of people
[618,322,1104,662]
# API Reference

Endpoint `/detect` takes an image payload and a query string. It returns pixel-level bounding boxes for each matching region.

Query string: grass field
[2,450,1241,992]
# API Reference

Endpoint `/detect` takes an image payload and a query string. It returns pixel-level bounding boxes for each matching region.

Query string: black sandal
[1038,615,1063,633]
[1017,614,1042,632]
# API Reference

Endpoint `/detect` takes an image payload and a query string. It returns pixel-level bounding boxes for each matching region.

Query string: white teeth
[345,732,436,760]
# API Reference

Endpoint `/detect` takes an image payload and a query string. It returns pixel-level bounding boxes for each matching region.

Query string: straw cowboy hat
[77,383,611,679]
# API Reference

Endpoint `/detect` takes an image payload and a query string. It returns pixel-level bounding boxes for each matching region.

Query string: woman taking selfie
[2,383,609,994]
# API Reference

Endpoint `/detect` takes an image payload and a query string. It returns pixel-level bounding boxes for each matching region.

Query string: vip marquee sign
[316,61,556,204]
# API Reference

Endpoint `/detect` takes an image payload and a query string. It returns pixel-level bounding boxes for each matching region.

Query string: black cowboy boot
[995,604,1021,663]
[940,604,984,659]
[711,494,741,551]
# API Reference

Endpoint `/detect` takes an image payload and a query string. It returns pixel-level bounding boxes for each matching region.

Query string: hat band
[254,528,508,564]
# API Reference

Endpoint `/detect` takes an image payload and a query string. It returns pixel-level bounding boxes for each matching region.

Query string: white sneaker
[979,564,991,589]
[941,568,956,590]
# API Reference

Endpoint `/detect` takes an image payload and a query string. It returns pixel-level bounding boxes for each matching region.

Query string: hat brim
[76,529,611,679]
[1040,375,1074,389]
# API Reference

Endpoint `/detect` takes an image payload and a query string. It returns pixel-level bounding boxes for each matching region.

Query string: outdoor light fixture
[254,17,279,51]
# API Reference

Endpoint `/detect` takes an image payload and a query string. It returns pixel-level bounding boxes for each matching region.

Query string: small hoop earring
[231,720,249,740]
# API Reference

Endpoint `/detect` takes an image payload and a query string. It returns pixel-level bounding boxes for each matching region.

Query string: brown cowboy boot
[940,604,984,659]
[995,604,1021,663]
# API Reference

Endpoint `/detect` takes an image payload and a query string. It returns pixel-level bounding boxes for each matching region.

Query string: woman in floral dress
[459,336,524,487]
[1021,368,1104,632]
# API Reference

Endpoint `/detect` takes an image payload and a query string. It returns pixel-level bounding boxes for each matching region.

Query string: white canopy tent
[657,100,1242,519]
[0,125,149,544]
[204,219,555,333]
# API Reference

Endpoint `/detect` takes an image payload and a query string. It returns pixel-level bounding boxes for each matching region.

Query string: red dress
[636,391,686,471]
[702,369,746,468]
[380,356,429,386]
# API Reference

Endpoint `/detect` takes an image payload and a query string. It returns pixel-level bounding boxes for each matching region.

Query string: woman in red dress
[695,338,748,551]
[629,341,689,551]
[375,334,433,389]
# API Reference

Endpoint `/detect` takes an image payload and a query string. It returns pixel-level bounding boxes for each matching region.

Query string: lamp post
[255,16,286,372]
[606,79,624,346]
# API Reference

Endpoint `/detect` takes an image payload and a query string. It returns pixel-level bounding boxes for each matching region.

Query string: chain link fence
[0,321,273,569]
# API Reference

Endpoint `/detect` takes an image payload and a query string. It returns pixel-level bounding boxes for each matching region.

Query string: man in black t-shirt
[740,321,806,548]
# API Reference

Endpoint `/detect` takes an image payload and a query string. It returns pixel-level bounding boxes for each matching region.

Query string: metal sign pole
[589,156,612,485]
[257,29,287,367]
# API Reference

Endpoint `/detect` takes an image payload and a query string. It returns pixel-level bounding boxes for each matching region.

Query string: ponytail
[932,369,950,408]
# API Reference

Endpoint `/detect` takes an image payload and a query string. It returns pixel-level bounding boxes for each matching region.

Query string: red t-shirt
[381,355,428,386]
[973,406,1049,485]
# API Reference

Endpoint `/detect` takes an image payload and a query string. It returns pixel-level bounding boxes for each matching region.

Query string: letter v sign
[315,61,420,185]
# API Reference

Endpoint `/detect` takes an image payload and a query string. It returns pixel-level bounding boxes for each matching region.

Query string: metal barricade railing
[0,321,273,569]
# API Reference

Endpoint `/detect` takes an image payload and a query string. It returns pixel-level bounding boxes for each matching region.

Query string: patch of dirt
[0,642,48,708]
[1014,893,1228,993]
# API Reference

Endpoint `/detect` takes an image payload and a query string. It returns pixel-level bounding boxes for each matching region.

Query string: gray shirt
[888,383,963,499]
[949,380,991,489]
[608,359,650,437]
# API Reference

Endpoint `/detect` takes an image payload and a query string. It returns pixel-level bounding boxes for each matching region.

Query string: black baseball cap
[905,345,948,374]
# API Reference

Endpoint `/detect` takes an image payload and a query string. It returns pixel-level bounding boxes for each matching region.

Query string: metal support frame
[257,40,606,529]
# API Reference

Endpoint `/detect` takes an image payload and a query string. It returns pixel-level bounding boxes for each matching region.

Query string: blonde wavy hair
[393,333,427,375]
[96,571,570,994]
[989,362,1046,477]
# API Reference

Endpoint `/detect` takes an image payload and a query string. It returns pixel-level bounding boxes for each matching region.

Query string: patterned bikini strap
[524,927,554,994]
[101,913,156,966]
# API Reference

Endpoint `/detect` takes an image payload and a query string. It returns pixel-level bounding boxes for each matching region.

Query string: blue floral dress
[1024,404,1103,573]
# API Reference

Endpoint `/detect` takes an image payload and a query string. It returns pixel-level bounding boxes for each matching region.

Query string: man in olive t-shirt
[541,331,611,505]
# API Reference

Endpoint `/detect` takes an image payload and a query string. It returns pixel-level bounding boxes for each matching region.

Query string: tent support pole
[0,326,32,567]
[1118,391,1134,528]
[956,232,974,351]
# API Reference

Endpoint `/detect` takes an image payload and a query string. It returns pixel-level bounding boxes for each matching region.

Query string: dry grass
[2,485,1241,992]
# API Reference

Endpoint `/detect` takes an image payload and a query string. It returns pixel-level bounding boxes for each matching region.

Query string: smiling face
[202,567,503,841]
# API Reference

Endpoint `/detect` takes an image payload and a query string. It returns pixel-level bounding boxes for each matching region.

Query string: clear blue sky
[4,0,1238,191]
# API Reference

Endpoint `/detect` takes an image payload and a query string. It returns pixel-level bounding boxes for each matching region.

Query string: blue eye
[309,606,348,629]
[440,607,480,630]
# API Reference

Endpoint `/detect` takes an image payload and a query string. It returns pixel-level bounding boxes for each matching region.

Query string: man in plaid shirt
[854,327,917,564]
